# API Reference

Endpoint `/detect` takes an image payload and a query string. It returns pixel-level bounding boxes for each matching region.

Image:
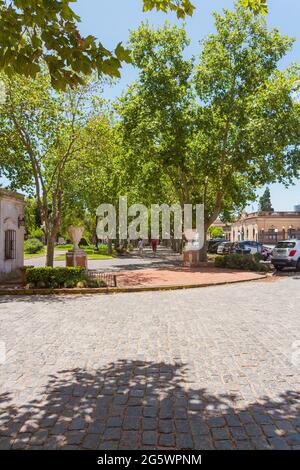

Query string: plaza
[0,276,299,450]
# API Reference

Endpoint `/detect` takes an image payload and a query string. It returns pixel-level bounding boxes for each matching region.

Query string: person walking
[150,238,159,256]
[138,238,145,256]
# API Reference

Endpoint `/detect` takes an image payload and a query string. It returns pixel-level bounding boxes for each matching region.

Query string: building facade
[231,211,300,244]
[209,218,232,240]
[0,189,26,278]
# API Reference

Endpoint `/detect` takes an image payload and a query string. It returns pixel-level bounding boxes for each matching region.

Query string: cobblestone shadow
[0,360,299,450]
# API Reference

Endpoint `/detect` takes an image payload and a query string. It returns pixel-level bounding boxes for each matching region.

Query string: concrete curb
[0,273,268,296]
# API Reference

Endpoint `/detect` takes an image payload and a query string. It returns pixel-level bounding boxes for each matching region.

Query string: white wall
[0,191,25,277]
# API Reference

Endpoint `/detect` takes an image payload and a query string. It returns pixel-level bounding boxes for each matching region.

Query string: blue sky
[71,0,300,212]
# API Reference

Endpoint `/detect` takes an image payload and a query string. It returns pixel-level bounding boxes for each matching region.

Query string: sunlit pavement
[0,277,300,450]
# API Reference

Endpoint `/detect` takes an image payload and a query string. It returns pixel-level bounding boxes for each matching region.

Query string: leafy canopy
[117,4,300,232]
[0,0,267,90]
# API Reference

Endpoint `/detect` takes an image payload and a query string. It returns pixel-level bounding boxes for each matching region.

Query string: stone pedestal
[66,250,87,269]
[183,249,200,267]
[66,225,87,269]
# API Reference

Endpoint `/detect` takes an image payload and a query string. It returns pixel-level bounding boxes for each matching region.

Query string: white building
[0,189,26,279]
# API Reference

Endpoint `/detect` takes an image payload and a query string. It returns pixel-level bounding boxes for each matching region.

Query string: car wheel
[296,259,300,272]
[275,266,284,271]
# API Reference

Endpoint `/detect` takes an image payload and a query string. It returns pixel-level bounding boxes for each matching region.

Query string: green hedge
[26,267,85,288]
[24,238,44,254]
[215,254,269,272]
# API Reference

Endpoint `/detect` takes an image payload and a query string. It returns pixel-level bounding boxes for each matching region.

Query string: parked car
[217,242,236,255]
[271,240,300,271]
[261,245,273,260]
[234,243,251,255]
[207,238,226,253]
[236,241,263,254]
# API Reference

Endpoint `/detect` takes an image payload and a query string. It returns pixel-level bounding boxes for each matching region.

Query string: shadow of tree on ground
[0,360,299,450]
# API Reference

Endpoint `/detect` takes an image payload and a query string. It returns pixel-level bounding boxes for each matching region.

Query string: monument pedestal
[66,249,87,269]
[183,249,200,267]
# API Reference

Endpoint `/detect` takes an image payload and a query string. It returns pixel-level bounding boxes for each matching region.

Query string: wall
[0,190,25,277]
[231,212,300,243]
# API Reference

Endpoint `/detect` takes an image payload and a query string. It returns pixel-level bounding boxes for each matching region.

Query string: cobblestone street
[0,277,300,450]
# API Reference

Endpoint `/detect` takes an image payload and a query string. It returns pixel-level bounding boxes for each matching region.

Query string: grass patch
[55,244,73,251]
[55,243,110,254]
[54,243,112,261]
[24,247,46,259]
[54,254,112,261]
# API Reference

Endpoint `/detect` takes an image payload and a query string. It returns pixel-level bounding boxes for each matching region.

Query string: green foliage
[26,266,107,288]
[143,0,195,18]
[24,238,44,254]
[85,278,107,288]
[0,70,103,266]
[208,226,224,239]
[0,1,268,90]
[117,22,194,207]
[28,227,45,239]
[118,4,300,243]
[26,267,85,288]
[259,187,273,212]
[215,254,269,272]
[194,3,300,226]
[0,0,195,90]
[241,0,268,15]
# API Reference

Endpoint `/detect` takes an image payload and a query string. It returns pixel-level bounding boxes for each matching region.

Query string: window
[5,230,16,260]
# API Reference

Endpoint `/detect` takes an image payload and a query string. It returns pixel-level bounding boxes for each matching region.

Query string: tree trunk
[199,227,208,262]
[107,239,113,255]
[46,234,56,267]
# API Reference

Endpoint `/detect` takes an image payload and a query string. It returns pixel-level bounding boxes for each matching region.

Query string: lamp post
[275,228,278,243]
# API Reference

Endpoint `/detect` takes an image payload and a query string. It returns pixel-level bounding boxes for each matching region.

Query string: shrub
[24,238,44,254]
[26,267,85,288]
[28,227,45,240]
[215,254,270,272]
[85,278,107,288]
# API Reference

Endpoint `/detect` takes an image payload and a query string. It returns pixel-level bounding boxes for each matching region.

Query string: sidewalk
[115,266,266,289]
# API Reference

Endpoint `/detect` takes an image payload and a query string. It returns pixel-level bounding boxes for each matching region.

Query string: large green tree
[0,0,267,90]
[117,4,300,257]
[193,3,300,252]
[0,71,99,265]
[117,23,195,207]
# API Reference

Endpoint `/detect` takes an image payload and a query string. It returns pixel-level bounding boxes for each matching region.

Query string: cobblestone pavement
[25,246,182,271]
[0,277,300,450]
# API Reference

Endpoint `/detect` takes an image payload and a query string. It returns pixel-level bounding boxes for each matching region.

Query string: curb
[0,273,268,296]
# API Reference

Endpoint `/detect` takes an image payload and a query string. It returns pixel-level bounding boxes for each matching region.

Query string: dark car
[207,238,225,253]
[217,242,236,255]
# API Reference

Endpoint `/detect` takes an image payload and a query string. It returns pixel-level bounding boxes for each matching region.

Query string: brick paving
[115,266,265,288]
[0,277,300,450]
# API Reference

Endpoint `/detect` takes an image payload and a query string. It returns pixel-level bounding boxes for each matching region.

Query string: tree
[61,110,122,247]
[194,2,300,258]
[0,1,267,90]
[259,187,273,212]
[117,23,195,207]
[208,226,224,239]
[0,71,97,266]
[117,4,300,258]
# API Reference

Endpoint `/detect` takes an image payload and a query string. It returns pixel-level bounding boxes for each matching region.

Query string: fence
[258,230,300,244]
[87,270,117,288]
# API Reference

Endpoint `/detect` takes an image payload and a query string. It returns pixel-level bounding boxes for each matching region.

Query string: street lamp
[274,228,278,243]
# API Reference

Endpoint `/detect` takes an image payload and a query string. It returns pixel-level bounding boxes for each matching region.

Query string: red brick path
[116,266,265,288]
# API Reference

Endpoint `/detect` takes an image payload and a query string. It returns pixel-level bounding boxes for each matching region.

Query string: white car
[271,240,300,271]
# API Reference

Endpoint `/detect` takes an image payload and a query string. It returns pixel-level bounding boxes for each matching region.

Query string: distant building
[209,218,232,240]
[0,189,26,278]
[231,210,300,244]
